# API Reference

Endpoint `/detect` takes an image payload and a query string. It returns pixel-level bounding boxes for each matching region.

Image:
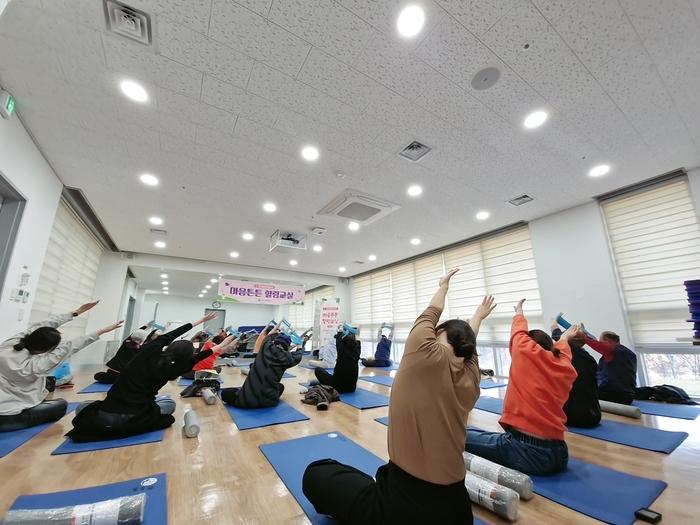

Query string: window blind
[288,285,335,330]
[29,199,104,341]
[602,178,700,344]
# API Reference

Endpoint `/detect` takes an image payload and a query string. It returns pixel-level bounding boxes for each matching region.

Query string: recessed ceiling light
[262,202,277,213]
[312,244,323,253]
[210,278,218,283]
[160,273,168,279]
[154,241,166,249]
[205,285,211,289]
[368,254,377,261]
[410,237,421,246]
[338,266,347,273]
[523,110,548,129]
[229,251,240,258]
[163,291,169,295]
[201,289,207,294]
[289,259,298,266]
[161,281,168,285]
[407,185,423,197]
[397,5,425,38]
[301,145,320,161]
[198,294,203,298]
[242,232,254,241]
[475,210,490,221]
[120,79,148,103]
[162,287,169,291]
[588,164,611,177]
[140,173,159,186]
[348,221,360,232]
[149,216,163,226]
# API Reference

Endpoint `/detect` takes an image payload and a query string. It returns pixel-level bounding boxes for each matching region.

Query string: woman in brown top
[302,269,495,525]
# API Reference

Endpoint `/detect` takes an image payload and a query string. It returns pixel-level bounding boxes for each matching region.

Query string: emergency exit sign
[0,90,15,119]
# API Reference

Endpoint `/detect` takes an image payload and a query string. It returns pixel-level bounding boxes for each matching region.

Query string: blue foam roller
[51,429,165,455]
[78,382,112,394]
[555,314,596,338]
[0,402,79,458]
[223,400,309,430]
[5,473,167,524]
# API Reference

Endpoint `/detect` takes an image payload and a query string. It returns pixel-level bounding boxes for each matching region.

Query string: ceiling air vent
[317,189,400,226]
[508,194,534,206]
[103,0,152,45]
[398,141,432,162]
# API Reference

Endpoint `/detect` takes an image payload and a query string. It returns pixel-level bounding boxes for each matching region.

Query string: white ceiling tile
[200,74,280,127]
[157,16,254,87]
[129,0,213,35]
[268,0,375,64]
[156,87,237,134]
[435,0,515,37]
[208,0,311,77]
[194,125,263,161]
[39,0,105,30]
[235,0,274,17]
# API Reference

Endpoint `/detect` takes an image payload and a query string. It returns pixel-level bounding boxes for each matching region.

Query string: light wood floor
[1,365,698,524]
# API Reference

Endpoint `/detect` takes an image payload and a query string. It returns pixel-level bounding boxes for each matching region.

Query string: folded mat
[223,400,309,430]
[633,400,700,420]
[4,473,167,524]
[568,419,688,453]
[532,457,666,525]
[0,402,79,458]
[51,428,165,455]
[77,382,112,394]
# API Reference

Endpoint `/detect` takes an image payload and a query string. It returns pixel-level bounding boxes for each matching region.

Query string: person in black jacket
[552,320,601,428]
[314,331,361,394]
[67,313,234,442]
[221,330,303,408]
[93,326,156,384]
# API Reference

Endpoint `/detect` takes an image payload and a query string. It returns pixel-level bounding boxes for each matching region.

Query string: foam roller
[4,494,145,524]
[241,367,250,376]
[463,452,533,500]
[183,409,200,438]
[600,399,641,419]
[201,388,217,405]
[464,471,519,522]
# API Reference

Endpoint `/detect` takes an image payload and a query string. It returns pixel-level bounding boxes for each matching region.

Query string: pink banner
[217,279,304,305]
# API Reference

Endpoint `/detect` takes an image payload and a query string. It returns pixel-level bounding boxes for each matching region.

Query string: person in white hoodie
[0,300,122,432]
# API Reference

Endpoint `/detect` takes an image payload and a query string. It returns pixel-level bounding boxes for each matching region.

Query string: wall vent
[103,0,152,45]
[508,194,534,206]
[317,189,400,226]
[398,141,432,162]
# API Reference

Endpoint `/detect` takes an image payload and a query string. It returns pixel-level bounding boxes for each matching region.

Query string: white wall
[0,111,63,340]
[685,167,700,220]
[529,202,632,344]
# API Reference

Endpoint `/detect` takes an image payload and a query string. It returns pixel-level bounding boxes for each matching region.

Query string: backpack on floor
[634,384,698,405]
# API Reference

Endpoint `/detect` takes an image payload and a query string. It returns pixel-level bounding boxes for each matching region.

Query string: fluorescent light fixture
[140,173,159,186]
[262,202,277,213]
[368,254,377,261]
[229,251,240,258]
[523,110,548,129]
[301,145,320,161]
[348,221,360,232]
[338,266,347,273]
[397,5,425,37]
[410,237,421,245]
[149,216,163,225]
[289,259,298,266]
[120,79,148,103]
[154,241,166,249]
[242,232,254,241]
[475,210,490,221]
[407,185,423,197]
[588,164,611,177]
[312,244,323,253]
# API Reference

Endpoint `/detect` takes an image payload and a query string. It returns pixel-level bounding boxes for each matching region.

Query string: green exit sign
[4,94,14,115]
[1,90,15,119]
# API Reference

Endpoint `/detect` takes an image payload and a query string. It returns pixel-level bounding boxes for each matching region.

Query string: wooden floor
[1,365,698,525]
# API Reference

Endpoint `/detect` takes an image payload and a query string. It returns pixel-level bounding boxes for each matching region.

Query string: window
[601,178,700,344]
[287,286,335,330]
[29,200,104,341]
[351,226,543,362]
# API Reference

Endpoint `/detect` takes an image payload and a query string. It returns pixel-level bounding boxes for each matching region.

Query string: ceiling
[130,265,324,299]
[1,0,699,277]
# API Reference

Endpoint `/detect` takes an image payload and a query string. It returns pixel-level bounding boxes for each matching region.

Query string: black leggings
[314,367,357,394]
[599,388,635,405]
[303,460,473,525]
[94,369,119,384]
[361,358,392,367]
[0,399,68,432]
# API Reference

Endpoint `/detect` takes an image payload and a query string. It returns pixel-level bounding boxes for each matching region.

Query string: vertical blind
[351,226,543,343]
[287,285,335,330]
[602,177,700,344]
[29,200,104,341]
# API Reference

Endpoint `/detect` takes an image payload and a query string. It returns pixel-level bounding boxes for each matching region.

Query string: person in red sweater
[465,299,582,475]
[181,331,231,379]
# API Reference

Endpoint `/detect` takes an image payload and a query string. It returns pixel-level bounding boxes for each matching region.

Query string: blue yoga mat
[300,364,334,373]
[51,428,165,455]
[568,420,688,453]
[0,402,79,458]
[359,375,394,387]
[475,396,504,414]
[78,382,112,394]
[361,363,400,370]
[479,379,508,389]
[375,416,389,426]
[339,389,389,410]
[5,473,167,524]
[223,400,309,430]
[532,457,667,525]
[633,400,700,420]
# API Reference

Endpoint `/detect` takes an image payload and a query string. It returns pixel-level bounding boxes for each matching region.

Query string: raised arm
[3,301,100,347]
[405,269,458,354]
[469,295,496,337]
[146,312,218,352]
[584,335,616,362]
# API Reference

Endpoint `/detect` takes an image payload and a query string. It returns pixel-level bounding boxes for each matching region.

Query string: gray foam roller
[600,400,641,418]
[183,409,200,438]
[464,452,533,500]
[202,388,217,405]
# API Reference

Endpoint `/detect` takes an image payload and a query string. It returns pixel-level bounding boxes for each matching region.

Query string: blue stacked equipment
[683,279,700,344]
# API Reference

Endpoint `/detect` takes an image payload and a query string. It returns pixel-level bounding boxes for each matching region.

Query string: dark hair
[160,340,196,379]
[436,319,476,360]
[600,331,620,344]
[14,327,62,354]
[212,335,224,345]
[529,329,560,357]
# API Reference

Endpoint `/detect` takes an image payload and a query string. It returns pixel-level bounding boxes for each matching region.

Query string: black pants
[94,369,119,384]
[361,358,392,367]
[599,388,635,405]
[0,399,68,432]
[303,460,472,525]
[314,367,356,394]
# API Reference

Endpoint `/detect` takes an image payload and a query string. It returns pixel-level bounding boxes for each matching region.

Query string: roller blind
[602,178,700,344]
[288,285,335,330]
[350,226,543,344]
[29,199,104,341]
